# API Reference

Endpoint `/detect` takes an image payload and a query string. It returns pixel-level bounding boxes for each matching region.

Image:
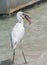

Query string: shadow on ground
[0,59,13,65]
[0,59,25,65]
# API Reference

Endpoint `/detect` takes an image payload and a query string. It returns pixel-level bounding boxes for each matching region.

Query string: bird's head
[16,11,31,24]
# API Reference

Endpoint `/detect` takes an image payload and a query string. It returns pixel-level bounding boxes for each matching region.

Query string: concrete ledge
[0,0,40,14]
[9,0,40,14]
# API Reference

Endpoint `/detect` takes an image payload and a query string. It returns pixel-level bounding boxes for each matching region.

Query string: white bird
[10,11,31,64]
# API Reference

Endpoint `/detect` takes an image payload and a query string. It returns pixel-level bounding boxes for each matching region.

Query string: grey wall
[0,0,45,13]
[0,0,7,13]
[6,0,32,10]
[0,0,32,14]
[0,0,42,14]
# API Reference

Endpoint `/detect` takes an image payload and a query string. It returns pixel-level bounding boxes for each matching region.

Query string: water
[0,2,47,65]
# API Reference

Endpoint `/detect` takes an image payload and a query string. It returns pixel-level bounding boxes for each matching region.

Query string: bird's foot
[12,60,14,64]
[24,61,27,64]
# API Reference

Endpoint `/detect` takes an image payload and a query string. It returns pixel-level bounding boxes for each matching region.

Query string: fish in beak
[23,13,32,24]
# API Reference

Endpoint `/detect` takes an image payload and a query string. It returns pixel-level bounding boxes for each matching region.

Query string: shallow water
[0,2,47,65]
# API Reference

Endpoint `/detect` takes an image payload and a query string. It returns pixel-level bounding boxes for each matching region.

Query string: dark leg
[12,49,15,63]
[22,50,27,64]
[21,41,27,64]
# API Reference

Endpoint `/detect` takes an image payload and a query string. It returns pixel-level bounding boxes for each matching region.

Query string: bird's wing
[11,23,24,48]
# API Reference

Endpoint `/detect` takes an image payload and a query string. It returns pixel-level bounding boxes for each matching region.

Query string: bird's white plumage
[11,22,24,48]
[11,11,24,49]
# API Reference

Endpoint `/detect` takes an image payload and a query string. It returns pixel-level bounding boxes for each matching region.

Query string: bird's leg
[22,49,27,64]
[21,41,27,64]
[12,48,15,63]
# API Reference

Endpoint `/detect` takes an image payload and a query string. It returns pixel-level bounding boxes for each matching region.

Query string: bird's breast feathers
[12,23,24,42]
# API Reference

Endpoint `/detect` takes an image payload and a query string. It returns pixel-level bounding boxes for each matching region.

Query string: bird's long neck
[20,20,24,25]
[17,16,24,25]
